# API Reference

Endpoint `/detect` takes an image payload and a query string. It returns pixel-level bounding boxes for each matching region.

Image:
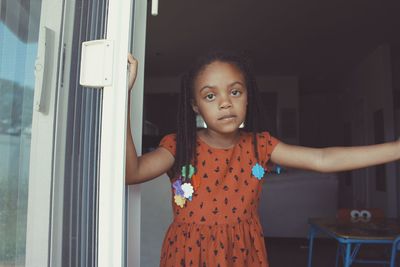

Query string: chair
[390,236,400,267]
[335,208,386,267]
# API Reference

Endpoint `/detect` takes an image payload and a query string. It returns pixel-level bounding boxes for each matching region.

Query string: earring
[196,115,207,128]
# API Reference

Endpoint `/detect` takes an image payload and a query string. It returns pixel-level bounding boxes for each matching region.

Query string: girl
[125,51,400,267]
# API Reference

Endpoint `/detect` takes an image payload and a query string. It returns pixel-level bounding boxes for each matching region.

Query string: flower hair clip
[251,163,265,180]
[173,164,201,208]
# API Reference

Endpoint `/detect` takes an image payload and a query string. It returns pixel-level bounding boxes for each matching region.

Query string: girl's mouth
[218,115,237,120]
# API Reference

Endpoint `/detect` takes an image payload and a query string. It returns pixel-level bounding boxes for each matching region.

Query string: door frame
[126,0,148,266]
[26,0,147,265]
[97,0,135,266]
[25,0,65,265]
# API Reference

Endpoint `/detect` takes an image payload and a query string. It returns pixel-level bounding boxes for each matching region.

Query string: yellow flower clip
[174,194,186,208]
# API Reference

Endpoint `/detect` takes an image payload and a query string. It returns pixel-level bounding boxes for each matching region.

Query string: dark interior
[142,0,400,150]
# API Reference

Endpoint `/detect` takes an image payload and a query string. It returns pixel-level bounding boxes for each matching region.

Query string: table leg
[307,226,316,267]
[390,238,398,267]
[335,244,341,267]
[344,243,352,267]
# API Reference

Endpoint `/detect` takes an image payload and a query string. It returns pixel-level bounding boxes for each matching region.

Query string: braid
[173,50,269,177]
[242,59,263,164]
[175,74,197,179]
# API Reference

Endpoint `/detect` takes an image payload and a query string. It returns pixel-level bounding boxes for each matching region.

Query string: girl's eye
[231,89,241,96]
[205,93,215,101]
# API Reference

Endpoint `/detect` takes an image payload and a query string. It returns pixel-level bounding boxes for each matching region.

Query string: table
[307,217,400,267]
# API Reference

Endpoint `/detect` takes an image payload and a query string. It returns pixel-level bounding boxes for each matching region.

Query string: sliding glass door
[1,0,146,266]
[0,0,44,266]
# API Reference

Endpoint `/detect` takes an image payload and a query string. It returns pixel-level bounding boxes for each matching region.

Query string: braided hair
[173,51,266,179]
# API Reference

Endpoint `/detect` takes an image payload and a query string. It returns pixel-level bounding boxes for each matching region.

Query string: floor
[265,237,394,267]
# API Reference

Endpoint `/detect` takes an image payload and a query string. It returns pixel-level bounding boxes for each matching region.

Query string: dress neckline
[196,131,242,151]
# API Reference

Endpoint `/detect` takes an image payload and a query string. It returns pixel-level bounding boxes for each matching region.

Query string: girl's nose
[219,95,232,109]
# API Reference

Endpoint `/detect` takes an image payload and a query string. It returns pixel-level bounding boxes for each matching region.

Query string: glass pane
[0,0,42,266]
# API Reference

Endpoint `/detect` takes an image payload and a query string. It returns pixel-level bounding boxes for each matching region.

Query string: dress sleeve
[265,132,280,156]
[258,132,280,163]
[159,133,176,157]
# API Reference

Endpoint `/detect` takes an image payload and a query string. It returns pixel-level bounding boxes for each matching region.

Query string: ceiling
[145,0,400,93]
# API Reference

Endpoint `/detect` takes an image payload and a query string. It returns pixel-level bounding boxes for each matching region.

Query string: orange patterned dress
[159,131,279,267]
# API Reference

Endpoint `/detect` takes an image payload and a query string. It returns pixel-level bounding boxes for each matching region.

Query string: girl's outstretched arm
[270,140,400,173]
[125,54,174,184]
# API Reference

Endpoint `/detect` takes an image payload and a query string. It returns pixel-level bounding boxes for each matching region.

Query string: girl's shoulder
[240,130,277,141]
[158,131,279,152]
[160,133,176,142]
[241,131,280,155]
[159,133,177,156]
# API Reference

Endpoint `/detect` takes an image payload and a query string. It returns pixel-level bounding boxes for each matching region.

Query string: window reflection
[0,0,42,265]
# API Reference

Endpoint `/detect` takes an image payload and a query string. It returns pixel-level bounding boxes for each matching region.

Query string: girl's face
[192,61,248,135]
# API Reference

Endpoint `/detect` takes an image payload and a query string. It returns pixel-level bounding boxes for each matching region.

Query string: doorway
[140,1,400,266]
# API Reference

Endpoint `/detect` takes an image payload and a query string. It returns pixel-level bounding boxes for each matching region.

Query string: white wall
[340,45,397,216]
[260,170,338,238]
[140,174,172,267]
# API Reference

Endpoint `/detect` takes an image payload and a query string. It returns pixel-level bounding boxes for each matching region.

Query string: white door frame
[98,0,148,266]
[96,0,133,266]
[126,0,148,266]
[48,0,76,265]
[25,0,65,266]
[26,0,147,265]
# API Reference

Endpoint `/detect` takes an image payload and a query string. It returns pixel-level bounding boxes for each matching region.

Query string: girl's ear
[191,99,199,114]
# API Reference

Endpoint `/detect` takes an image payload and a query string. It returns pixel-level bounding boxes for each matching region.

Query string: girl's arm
[125,54,174,185]
[270,140,400,173]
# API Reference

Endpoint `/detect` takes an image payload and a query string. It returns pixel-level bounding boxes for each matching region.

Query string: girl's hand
[127,53,138,91]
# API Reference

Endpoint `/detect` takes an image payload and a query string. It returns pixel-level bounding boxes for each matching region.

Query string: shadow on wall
[140,174,173,267]
[259,169,338,238]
